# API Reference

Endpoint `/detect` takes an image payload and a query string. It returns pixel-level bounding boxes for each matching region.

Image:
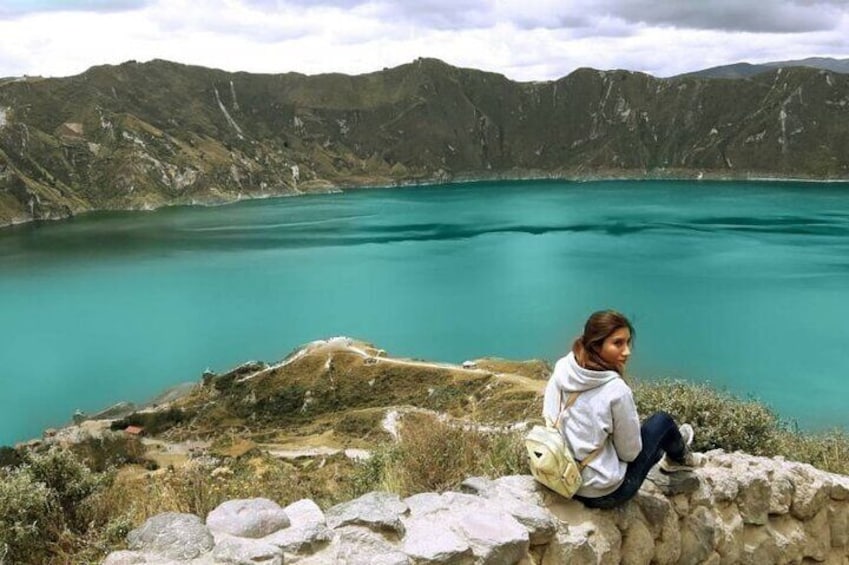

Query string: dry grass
[348,412,528,498]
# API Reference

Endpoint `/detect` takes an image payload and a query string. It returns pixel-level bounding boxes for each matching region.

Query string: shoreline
[2,169,849,232]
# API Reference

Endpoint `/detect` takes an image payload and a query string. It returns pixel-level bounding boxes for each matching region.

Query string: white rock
[127,512,214,561]
[461,476,556,545]
[456,509,528,564]
[207,498,290,539]
[402,517,472,563]
[325,491,407,535]
[263,499,332,557]
[101,550,146,565]
[212,535,283,565]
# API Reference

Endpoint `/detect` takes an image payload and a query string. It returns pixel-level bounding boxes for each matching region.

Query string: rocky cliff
[2,58,849,226]
[103,452,849,564]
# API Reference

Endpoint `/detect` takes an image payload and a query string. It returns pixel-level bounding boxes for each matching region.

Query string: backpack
[525,391,602,498]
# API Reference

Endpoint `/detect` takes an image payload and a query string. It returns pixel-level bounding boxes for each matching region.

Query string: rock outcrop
[103,450,849,564]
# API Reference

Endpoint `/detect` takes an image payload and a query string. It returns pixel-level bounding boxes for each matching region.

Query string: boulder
[211,535,283,564]
[206,498,290,539]
[126,512,214,561]
[325,491,408,536]
[460,476,557,545]
[263,499,332,556]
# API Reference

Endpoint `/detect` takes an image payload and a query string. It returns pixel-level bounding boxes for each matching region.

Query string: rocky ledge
[103,450,849,565]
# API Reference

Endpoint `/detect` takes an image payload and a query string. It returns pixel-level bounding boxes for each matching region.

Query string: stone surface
[331,525,410,565]
[456,509,529,564]
[103,452,849,565]
[325,491,408,536]
[126,512,214,561]
[263,498,332,556]
[402,517,473,563]
[832,476,849,501]
[646,467,701,497]
[206,498,290,539]
[737,474,771,525]
[830,502,849,548]
[101,551,146,565]
[460,475,557,545]
[212,535,283,564]
[679,506,718,564]
[620,519,654,565]
[791,466,830,520]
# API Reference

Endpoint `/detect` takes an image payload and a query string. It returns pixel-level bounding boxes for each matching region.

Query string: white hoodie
[542,352,642,497]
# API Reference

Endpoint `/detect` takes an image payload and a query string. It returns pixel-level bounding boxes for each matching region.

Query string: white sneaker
[660,451,704,473]
[679,423,694,448]
[659,423,702,473]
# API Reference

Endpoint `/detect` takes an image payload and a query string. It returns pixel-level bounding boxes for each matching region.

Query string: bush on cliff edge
[634,378,849,474]
[0,448,105,563]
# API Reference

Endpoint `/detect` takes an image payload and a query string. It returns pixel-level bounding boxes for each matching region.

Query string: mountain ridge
[2,57,849,227]
[673,56,849,79]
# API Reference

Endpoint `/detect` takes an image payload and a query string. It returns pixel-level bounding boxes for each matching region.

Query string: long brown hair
[572,310,634,373]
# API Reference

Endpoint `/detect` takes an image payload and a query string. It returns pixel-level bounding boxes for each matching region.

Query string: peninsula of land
[5,337,849,563]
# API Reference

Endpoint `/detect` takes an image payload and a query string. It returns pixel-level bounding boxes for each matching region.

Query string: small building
[124,425,145,436]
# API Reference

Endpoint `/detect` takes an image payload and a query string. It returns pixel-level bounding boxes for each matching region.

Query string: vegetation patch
[0,448,107,564]
[67,434,151,472]
[110,407,192,436]
[349,412,528,498]
[333,409,392,443]
[0,445,23,468]
[633,378,849,474]
[472,358,552,381]
[634,379,781,454]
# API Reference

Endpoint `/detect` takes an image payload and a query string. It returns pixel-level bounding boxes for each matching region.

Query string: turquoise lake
[1,179,848,445]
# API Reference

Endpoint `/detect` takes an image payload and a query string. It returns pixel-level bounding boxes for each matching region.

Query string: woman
[543,309,701,509]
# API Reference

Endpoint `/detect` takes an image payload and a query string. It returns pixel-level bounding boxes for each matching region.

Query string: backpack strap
[553,391,580,429]
[577,445,604,470]
[555,390,605,470]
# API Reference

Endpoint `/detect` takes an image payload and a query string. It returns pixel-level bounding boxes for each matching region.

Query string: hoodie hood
[552,351,621,392]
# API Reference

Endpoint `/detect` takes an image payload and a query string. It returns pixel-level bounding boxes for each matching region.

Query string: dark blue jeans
[573,412,686,509]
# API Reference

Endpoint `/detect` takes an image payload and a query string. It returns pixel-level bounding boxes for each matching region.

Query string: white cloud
[0,0,152,18]
[0,0,847,81]
[592,0,844,33]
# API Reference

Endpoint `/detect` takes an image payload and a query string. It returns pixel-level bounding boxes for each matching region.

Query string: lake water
[1,179,848,445]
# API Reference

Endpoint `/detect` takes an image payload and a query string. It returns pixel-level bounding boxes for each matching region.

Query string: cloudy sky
[1,0,847,81]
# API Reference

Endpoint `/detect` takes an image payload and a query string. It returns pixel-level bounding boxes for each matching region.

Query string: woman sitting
[543,309,702,509]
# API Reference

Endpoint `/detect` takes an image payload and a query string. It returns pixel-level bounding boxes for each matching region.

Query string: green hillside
[2,58,849,225]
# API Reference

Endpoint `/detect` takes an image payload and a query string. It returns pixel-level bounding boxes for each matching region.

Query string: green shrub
[0,445,23,468]
[347,444,402,497]
[0,448,108,563]
[252,385,307,420]
[772,428,849,476]
[110,407,190,435]
[69,434,149,472]
[25,447,105,528]
[633,379,781,455]
[0,468,60,564]
[632,378,849,475]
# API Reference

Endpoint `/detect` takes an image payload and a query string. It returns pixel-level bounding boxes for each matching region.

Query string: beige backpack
[525,391,602,498]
